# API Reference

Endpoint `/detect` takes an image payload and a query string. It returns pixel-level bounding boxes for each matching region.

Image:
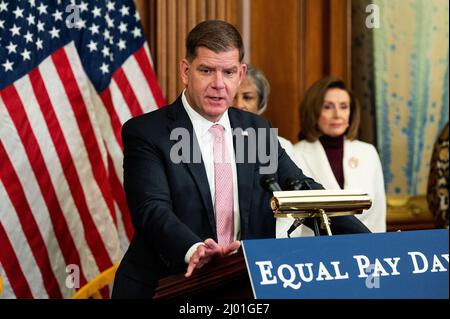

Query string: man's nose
[212,72,225,89]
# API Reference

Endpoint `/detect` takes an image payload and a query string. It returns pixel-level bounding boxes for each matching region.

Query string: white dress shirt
[181,92,241,263]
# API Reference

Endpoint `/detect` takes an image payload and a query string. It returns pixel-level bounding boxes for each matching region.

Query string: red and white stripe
[0,41,165,298]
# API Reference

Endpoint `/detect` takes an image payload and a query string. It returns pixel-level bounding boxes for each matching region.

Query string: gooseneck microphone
[284,177,311,191]
[283,178,311,237]
[260,175,282,193]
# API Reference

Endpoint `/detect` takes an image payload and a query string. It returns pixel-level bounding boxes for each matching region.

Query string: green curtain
[373,0,449,195]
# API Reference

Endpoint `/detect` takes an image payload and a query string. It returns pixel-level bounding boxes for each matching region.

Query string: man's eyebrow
[197,64,213,69]
[196,64,239,71]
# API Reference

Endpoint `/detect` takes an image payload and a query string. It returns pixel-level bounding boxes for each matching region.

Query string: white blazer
[278,136,294,159]
[276,138,386,237]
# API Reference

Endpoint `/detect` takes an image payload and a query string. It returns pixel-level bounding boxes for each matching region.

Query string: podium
[243,230,448,299]
[153,250,253,299]
[153,230,448,299]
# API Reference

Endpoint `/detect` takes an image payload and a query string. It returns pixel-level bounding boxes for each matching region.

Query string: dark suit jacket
[112,97,370,298]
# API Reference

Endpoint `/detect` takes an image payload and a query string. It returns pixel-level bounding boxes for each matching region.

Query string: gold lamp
[271,189,372,235]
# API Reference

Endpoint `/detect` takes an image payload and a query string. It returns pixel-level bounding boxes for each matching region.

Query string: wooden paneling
[226,0,241,29]
[176,2,187,94]
[217,0,226,20]
[197,0,206,22]
[156,0,167,96]
[251,0,302,142]
[166,0,177,100]
[329,0,352,86]
[304,0,351,88]
[250,0,351,143]
[187,0,197,31]
[304,0,325,90]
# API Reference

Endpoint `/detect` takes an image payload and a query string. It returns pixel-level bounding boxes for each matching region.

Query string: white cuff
[184,242,204,264]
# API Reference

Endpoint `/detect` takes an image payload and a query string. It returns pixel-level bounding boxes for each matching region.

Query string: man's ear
[239,63,247,85]
[180,59,190,86]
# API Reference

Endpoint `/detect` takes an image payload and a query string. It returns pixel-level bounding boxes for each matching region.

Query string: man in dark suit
[112,20,370,299]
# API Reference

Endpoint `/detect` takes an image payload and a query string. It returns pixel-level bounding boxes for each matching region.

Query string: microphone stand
[267,177,334,237]
[318,209,332,236]
[285,179,332,236]
[287,217,305,238]
[313,218,321,237]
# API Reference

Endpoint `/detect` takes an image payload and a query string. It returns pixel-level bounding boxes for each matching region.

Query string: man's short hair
[185,20,244,62]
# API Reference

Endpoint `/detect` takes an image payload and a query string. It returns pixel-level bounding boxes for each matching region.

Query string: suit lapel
[166,98,216,236]
[228,109,254,238]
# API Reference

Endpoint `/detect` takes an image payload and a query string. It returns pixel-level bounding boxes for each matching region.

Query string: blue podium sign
[242,229,449,299]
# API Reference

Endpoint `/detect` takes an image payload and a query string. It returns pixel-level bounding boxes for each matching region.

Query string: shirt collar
[181,90,232,138]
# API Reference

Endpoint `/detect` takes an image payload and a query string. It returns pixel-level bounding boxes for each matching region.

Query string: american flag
[0,0,165,298]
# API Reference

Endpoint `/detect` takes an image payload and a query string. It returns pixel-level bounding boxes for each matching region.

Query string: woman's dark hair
[299,76,360,141]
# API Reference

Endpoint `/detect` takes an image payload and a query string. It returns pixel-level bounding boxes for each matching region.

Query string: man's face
[180,47,247,122]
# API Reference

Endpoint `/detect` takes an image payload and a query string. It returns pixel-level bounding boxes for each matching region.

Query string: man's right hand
[185,238,241,278]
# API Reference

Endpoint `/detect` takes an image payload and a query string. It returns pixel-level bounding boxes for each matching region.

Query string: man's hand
[185,239,241,277]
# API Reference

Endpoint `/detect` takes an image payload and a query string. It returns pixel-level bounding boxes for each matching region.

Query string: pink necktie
[209,124,234,246]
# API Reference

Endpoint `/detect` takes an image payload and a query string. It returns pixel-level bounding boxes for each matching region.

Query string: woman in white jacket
[281,77,386,237]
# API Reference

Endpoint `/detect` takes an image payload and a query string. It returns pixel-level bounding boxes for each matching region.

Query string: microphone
[260,175,282,193]
[283,177,311,237]
[284,177,311,191]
